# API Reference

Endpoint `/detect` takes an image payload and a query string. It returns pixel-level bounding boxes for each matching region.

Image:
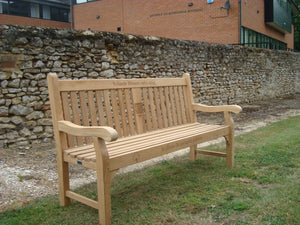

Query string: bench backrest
[48,73,196,148]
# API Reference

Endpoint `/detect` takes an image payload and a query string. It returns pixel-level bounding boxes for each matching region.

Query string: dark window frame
[73,0,99,5]
[239,26,287,50]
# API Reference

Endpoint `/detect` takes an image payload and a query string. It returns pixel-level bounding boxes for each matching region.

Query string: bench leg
[225,134,234,168]
[57,159,71,207]
[189,144,198,161]
[224,112,235,168]
[96,171,112,225]
[94,137,112,225]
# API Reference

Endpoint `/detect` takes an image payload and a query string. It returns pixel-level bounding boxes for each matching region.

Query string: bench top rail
[57,77,187,92]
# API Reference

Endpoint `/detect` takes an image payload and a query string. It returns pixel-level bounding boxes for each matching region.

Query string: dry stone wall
[0,25,299,148]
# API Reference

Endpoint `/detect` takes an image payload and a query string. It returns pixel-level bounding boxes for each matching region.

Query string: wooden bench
[47,73,242,225]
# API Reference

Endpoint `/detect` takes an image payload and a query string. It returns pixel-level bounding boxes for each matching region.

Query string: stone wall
[0,25,299,148]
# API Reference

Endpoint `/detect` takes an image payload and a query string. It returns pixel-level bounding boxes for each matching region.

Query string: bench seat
[64,123,229,171]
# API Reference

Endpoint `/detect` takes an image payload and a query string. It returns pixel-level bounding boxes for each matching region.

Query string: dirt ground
[0,94,300,212]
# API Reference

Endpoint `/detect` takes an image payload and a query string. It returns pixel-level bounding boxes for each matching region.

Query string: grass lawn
[1,116,299,225]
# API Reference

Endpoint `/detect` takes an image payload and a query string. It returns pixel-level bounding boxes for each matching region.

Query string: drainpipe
[70,0,74,29]
[122,0,125,32]
[239,0,242,44]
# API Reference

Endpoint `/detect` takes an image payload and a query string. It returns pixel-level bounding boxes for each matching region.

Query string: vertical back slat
[87,91,98,126]
[183,73,196,122]
[124,89,135,135]
[132,88,145,134]
[178,86,187,124]
[174,86,183,125]
[70,91,84,146]
[182,86,191,123]
[61,92,75,148]
[118,89,129,137]
[79,91,91,144]
[142,88,152,132]
[148,87,158,130]
[159,87,168,128]
[95,91,106,126]
[111,90,122,135]
[154,87,163,129]
[169,87,178,126]
[103,90,114,128]
[164,87,173,127]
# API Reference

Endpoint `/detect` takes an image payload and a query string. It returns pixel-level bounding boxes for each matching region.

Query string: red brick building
[0,0,71,29]
[73,0,299,50]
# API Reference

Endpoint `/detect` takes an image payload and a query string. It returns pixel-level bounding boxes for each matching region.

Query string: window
[30,3,39,18]
[0,1,8,14]
[0,0,70,23]
[50,6,69,22]
[42,5,50,20]
[265,0,292,33]
[9,0,30,17]
[240,27,287,50]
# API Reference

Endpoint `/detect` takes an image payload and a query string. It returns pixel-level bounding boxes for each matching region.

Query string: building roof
[49,0,70,4]
[23,0,70,6]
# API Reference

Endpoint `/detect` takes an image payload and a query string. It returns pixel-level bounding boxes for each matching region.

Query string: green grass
[1,116,299,225]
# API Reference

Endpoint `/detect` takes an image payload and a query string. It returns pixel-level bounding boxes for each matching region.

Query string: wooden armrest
[192,103,242,114]
[57,121,118,142]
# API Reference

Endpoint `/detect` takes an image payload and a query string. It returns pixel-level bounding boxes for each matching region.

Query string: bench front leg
[224,111,234,167]
[57,132,71,207]
[93,137,112,225]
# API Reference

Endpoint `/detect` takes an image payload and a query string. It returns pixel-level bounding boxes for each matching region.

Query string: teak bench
[47,73,242,225]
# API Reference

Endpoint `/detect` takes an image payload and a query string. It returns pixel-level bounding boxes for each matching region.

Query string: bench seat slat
[64,123,207,155]
[109,125,227,158]
[77,152,97,160]
[107,124,217,153]
[109,126,229,170]
[64,123,210,155]
[69,149,95,158]
[64,145,94,154]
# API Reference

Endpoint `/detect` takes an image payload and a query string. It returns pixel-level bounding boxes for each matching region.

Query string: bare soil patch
[1,94,299,212]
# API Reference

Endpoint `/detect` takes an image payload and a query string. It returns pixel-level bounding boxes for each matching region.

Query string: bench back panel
[49,74,195,148]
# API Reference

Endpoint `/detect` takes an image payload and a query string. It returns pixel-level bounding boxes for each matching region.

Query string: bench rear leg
[225,134,234,168]
[189,144,198,161]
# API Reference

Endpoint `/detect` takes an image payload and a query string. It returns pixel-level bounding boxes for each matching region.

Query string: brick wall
[0,14,71,29]
[0,25,299,148]
[73,0,294,48]
[73,0,122,32]
[74,0,240,44]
